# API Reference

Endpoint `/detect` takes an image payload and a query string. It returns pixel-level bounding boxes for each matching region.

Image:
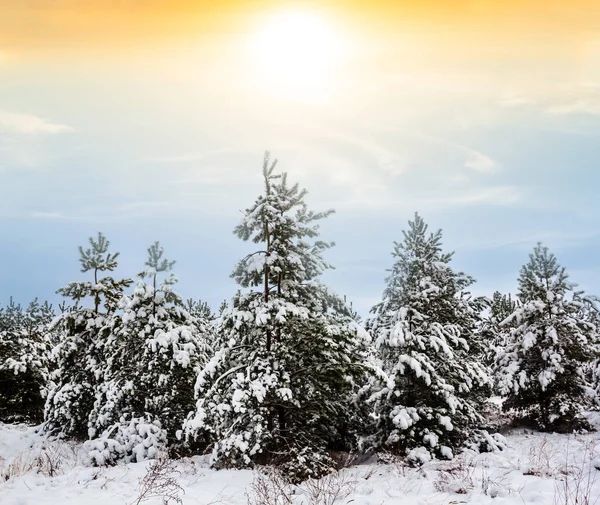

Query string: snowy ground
[2,416,600,505]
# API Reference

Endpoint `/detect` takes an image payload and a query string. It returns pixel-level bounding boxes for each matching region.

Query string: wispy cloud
[0,111,73,134]
[30,202,168,222]
[27,196,233,223]
[501,83,600,117]
[333,185,521,212]
[458,230,600,252]
[545,99,600,116]
[30,211,69,220]
[367,125,499,174]
[462,149,496,173]
[138,149,232,165]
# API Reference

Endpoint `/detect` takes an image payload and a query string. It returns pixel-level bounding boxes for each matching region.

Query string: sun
[251,9,343,101]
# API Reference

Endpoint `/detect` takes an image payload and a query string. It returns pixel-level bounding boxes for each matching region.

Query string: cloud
[458,230,600,252]
[464,150,496,172]
[134,120,504,214]
[138,148,232,165]
[545,99,600,116]
[501,84,600,117]
[366,125,499,174]
[30,211,68,220]
[0,111,73,134]
[27,195,234,223]
[332,185,521,212]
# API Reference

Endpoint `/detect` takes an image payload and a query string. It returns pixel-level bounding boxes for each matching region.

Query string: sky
[1,0,599,315]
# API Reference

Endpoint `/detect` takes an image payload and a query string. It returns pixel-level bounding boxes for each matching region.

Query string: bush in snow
[496,243,596,431]
[89,242,212,456]
[182,153,371,481]
[86,415,168,466]
[367,213,496,459]
[0,298,54,423]
[44,232,132,439]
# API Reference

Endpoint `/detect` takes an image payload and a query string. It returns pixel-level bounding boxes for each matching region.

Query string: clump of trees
[42,233,213,464]
[1,152,598,481]
[0,298,55,423]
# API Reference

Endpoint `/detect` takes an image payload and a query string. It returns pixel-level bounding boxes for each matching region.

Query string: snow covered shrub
[0,298,54,423]
[89,242,212,455]
[406,446,433,466]
[496,243,596,432]
[465,430,508,454]
[276,444,337,484]
[87,415,168,466]
[182,153,371,480]
[44,232,132,439]
[367,213,496,459]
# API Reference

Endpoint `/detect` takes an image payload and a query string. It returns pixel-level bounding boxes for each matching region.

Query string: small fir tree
[87,243,212,463]
[44,233,132,438]
[367,213,497,459]
[496,243,596,431]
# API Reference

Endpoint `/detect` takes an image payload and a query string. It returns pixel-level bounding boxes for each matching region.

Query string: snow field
[1,420,600,505]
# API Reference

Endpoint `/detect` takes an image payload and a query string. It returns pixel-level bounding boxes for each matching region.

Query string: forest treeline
[1,152,599,481]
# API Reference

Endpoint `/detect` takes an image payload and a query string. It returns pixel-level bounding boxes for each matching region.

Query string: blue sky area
[1,9,599,316]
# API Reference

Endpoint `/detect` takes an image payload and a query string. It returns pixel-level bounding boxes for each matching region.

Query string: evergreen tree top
[231,152,335,290]
[518,243,572,303]
[489,291,517,322]
[376,213,473,313]
[58,232,132,313]
[391,213,452,264]
[78,232,119,273]
[143,241,175,276]
[234,152,334,245]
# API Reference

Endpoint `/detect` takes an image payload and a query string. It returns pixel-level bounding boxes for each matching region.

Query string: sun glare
[251,9,344,101]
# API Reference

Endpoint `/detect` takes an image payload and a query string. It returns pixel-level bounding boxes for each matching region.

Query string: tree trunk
[278,406,286,434]
[94,268,99,314]
[152,273,156,318]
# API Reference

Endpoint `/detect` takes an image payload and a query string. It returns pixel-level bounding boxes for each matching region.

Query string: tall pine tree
[496,243,595,431]
[182,153,370,481]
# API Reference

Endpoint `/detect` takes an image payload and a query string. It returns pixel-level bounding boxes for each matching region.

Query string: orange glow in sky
[1,1,599,52]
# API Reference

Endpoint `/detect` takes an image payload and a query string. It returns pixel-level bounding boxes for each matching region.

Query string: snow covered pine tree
[44,233,132,439]
[481,292,518,369]
[87,242,212,465]
[182,152,370,481]
[582,298,600,407]
[0,298,54,423]
[496,243,596,431]
[368,213,500,462]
